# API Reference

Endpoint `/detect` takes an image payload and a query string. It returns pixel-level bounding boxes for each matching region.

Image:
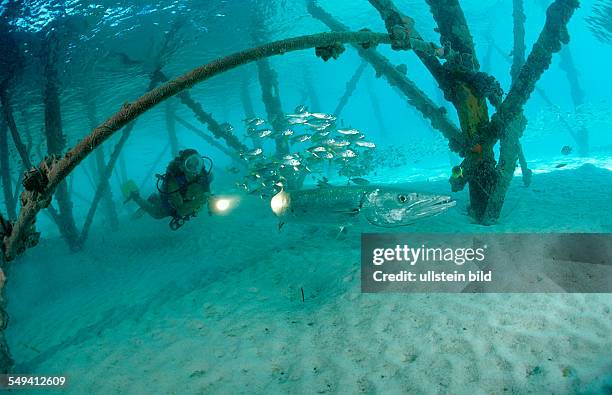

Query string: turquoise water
[1,0,611,393]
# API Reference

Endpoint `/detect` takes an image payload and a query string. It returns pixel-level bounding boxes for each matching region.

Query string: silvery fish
[291,134,312,143]
[257,129,273,138]
[244,117,265,126]
[338,149,357,158]
[287,117,308,125]
[281,129,294,137]
[241,148,263,158]
[330,140,351,148]
[337,129,361,136]
[270,186,456,229]
[307,146,327,153]
[310,112,336,121]
[355,141,376,148]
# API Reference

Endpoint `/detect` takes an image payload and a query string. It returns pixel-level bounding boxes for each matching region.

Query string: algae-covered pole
[256,58,290,155]
[165,101,179,157]
[511,0,533,187]
[154,70,248,153]
[240,73,261,148]
[424,0,500,220]
[175,115,245,166]
[334,61,367,117]
[559,47,589,155]
[0,84,32,170]
[2,30,393,261]
[79,72,166,246]
[0,120,16,220]
[366,76,388,136]
[483,0,579,223]
[139,143,171,191]
[85,96,119,231]
[79,123,135,246]
[0,263,13,374]
[42,39,80,250]
[308,1,465,152]
[303,69,322,110]
[511,0,527,82]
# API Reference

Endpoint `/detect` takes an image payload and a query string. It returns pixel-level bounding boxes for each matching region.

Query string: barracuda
[270,186,456,229]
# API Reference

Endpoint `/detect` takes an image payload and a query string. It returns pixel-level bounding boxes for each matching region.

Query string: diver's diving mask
[184,153,205,175]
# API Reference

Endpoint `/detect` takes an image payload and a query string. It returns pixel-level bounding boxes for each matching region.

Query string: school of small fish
[237,105,378,198]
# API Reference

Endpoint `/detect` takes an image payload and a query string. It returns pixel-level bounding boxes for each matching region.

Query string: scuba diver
[124,149,214,230]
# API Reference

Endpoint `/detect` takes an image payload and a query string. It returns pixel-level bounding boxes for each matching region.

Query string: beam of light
[209,196,238,215]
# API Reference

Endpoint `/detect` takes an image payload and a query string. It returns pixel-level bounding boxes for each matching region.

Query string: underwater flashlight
[215,198,231,212]
[209,196,238,215]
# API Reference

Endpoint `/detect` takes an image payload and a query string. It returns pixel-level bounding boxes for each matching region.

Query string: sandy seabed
[5,164,612,394]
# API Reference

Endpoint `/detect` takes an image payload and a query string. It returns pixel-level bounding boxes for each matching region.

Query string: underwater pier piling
[334,60,368,117]
[308,1,465,152]
[256,57,290,155]
[42,37,80,251]
[78,70,168,247]
[165,102,180,157]
[367,0,577,222]
[483,0,579,222]
[0,85,32,171]
[511,0,533,187]
[154,70,248,154]
[559,47,589,156]
[85,96,119,231]
[0,119,16,220]
[174,115,245,167]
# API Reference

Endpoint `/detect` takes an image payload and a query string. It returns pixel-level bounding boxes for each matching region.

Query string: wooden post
[334,61,368,117]
[42,38,80,250]
[0,119,16,220]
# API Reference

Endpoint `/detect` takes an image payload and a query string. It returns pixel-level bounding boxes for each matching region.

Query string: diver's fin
[121,179,139,203]
[278,222,285,232]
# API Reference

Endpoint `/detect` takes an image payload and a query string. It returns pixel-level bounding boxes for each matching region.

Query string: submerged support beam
[79,123,135,246]
[366,76,388,136]
[256,58,290,155]
[2,30,394,261]
[511,0,533,187]
[424,0,499,220]
[154,70,247,153]
[240,73,261,148]
[79,74,165,246]
[0,120,16,220]
[308,1,465,152]
[0,263,13,373]
[334,61,367,117]
[559,47,589,155]
[483,0,579,223]
[139,142,171,191]
[165,101,179,157]
[511,0,527,83]
[0,84,32,170]
[175,116,245,166]
[86,96,119,231]
[303,69,322,110]
[43,47,80,250]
